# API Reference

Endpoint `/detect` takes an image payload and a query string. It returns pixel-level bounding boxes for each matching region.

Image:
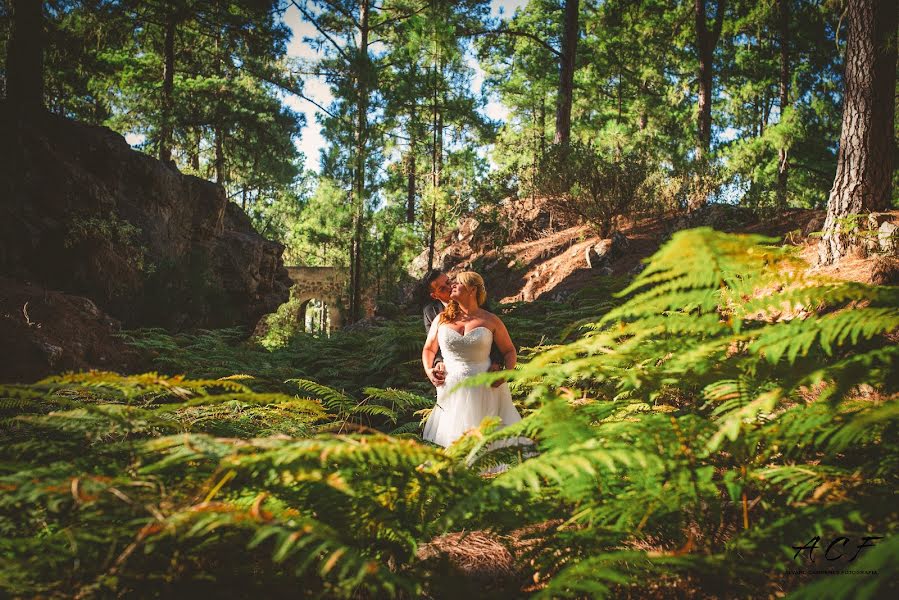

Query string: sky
[283,0,530,173]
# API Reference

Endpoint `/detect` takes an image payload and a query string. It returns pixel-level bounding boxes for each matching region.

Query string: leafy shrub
[3,229,896,598]
[65,213,151,274]
[534,142,655,237]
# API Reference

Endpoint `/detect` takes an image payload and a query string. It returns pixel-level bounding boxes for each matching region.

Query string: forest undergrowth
[1,228,896,599]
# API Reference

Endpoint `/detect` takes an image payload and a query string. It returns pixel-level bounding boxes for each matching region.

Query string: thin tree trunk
[426,42,440,272]
[554,0,579,145]
[190,128,200,170]
[406,109,416,224]
[539,94,547,156]
[776,0,790,207]
[214,20,226,185]
[818,0,898,264]
[7,0,44,116]
[214,125,225,183]
[694,0,725,161]
[350,0,370,323]
[690,0,725,211]
[406,142,416,224]
[159,6,176,164]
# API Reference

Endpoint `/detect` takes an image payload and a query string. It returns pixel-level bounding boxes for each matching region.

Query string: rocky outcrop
[0,277,146,382]
[0,106,292,330]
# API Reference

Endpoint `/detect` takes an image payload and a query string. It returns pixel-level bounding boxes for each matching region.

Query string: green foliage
[64,213,152,278]
[3,229,897,598]
[534,141,656,236]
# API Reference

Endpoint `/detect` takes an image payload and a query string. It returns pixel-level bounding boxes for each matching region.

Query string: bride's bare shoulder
[479,309,503,327]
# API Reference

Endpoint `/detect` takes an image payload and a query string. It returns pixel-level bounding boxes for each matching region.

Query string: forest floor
[6,204,897,598]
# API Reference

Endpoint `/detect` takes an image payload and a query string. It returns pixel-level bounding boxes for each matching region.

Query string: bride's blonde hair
[440,271,487,324]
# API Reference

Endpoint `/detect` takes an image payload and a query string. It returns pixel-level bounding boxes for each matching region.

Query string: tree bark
[554,0,579,145]
[406,143,416,224]
[190,128,201,170]
[426,45,441,273]
[159,6,177,164]
[776,0,790,207]
[694,0,725,161]
[406,109,416,224]
[7,0,44,116]
[539,94,547,156]
[214,124,225,183]
[818,0,898,264]
[349,0,370,323]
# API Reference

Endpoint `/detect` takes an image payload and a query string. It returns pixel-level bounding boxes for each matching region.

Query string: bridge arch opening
[284,266,348,335]
[299,298,332,337]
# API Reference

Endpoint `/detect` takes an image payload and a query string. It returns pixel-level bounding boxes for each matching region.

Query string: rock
[586,232,629,269]
[868,212,893,229]
[871,257,899,285]
[457,217,480,241]
[0,106,292,330]
[878,221,898,255]
[802,214,826,237]
[0,277,146,383]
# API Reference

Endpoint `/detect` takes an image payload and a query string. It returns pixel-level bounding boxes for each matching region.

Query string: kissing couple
[419,269,534,453]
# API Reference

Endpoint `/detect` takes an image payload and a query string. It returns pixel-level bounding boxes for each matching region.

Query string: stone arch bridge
[285,266,348,332]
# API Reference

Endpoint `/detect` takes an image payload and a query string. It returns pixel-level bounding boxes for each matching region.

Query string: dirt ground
[414,201,896,306]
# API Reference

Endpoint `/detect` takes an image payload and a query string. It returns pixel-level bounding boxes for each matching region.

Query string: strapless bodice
[437,325,493,378]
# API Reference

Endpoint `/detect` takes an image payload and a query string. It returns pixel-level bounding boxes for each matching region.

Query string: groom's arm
[489,342,505,368]
[422,317,444,387]
[422,303,443,365]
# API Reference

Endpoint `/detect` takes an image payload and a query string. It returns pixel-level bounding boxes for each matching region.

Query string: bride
[421,271,530,450]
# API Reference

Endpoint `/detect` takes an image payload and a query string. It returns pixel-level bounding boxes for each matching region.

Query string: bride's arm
[422,318,443,386]
[491,316,517,370]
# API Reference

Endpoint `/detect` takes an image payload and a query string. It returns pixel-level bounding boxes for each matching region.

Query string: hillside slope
[410,198,897,304]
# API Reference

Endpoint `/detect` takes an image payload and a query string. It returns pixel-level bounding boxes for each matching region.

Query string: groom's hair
[420,269,444,303]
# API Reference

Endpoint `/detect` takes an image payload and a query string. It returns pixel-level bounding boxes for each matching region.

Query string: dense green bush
[534,142,655,236]
[2,229,895,598]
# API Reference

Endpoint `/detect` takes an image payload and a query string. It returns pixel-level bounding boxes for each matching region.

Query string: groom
[421,269,505,387]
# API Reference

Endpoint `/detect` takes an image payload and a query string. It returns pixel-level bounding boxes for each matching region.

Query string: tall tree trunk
[818,0,898,264]
[190,128,200,170]
[159,7,176,164]
[406,109,416,224]
[350,0,370,323]
[406,142,416,224]
[426,45,441,272]
[7,0,44,116]
[214,124,225,183]
[538,94,547,156]
[554,0,579,145]
[776,0,790,207]
[214,20,226,185]
[694,0,725,161]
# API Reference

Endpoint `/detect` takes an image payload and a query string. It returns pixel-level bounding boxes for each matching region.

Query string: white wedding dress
[422,325,532,451]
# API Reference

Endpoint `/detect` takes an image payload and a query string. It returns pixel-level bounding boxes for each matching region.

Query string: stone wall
[285,266,348,330]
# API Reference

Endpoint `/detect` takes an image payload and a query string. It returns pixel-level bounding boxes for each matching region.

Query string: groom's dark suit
[422,299,505,367]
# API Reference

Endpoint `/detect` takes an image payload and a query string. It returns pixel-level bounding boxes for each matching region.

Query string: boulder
[586,232,629,269]
[0,106,292,329]
[871,257,899,286]
[878,221,898,256]
[802,214,826,237]
[0,277,145,383]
